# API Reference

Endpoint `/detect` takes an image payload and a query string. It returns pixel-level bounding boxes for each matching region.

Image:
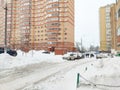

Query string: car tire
[71,57,75,60]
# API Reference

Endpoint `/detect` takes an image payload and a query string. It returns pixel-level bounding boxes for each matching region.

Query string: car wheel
[13,53,17,56]
[71,57,75,60]
[67,57,70,60]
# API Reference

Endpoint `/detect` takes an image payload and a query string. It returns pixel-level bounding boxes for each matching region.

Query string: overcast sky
[75,0,115,48]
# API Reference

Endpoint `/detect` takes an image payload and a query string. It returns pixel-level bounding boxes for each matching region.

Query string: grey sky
[75,0,115,48]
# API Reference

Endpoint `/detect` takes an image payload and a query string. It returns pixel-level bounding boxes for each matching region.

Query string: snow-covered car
[63,53,84,60]
[96,54,102,59]
[96,53,107,59]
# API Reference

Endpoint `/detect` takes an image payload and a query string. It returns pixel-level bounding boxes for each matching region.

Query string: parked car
[115,53,120,57]
[0,47,17,56]
[63,53,84,60]
[0,47,4,54]
[42,51,50,54]
[96,54,102,59]
[96,53,107,59]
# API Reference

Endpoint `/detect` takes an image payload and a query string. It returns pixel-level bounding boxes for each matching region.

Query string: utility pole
[81,38,83,53]
[4,2,7,53]
[116,0,118,4]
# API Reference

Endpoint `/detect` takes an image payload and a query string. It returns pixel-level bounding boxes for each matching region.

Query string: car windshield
[6,48,11,51]
[70,54,75,56]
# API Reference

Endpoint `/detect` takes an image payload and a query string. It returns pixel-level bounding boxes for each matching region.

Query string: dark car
[42,51,50,54]
[0,47,4,54]
[0,47,17,56]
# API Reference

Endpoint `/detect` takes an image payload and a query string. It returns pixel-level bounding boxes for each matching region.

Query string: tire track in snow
[20,60,96,90]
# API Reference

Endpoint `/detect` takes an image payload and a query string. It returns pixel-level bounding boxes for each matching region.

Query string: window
[65,37,67,40]
[117,43,120,47]
[58,38,61,40]
[117,27,120,36]
[106,6,110,13]
[118,8,120,18]
[47,28,61,30]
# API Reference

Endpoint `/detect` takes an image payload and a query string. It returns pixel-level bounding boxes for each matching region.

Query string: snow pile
[0,50,64,69]
[18,57,120,90]
[78,58,120,90]
[23,65,77,90]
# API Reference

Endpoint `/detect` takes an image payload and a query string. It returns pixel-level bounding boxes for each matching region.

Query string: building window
[117,43,120,47]
[58,33,61,35]
[117,27,120,36]
[118,8,120,18]
[58,38,61,40]
[65,33,67,35]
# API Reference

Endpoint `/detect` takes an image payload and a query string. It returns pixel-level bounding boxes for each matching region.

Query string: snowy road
[0,59,95,90]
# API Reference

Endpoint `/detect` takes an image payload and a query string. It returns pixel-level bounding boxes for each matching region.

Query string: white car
[96,53,108,59]
[63,53,84,60]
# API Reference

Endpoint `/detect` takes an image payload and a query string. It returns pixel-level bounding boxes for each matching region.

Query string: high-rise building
[0,0,74,52]
[29,0,74,51]
[111,4,116,50]
[99,4,116,51]
[116,0,120,51]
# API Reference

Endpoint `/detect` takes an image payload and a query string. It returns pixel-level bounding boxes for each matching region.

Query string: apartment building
[111,4,117,51]
[116,0,120,51]
[29,0,74,51]
[100,4,116,51]
[0,0,74,52]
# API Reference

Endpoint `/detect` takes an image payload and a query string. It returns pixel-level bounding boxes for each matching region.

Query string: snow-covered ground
[23,57,120,90]
[0,50,120,90]
[0,50,64,69]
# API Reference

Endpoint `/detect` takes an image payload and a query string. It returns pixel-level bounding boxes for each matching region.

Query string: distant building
[0,0,75,52]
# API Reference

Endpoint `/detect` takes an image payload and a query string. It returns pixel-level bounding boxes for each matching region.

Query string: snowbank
[0,50,64,69]
[27,57,120,90]
[77,58,120,90]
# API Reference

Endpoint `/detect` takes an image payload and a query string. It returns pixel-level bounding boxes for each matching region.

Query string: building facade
[29,0,74,51]
[0,0,74,52]
[0,0,12,47]
[100,4,116,51]
[0,3,5,47]
[116,0,120,51]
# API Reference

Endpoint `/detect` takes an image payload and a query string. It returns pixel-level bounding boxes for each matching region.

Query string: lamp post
[4,0,8,53]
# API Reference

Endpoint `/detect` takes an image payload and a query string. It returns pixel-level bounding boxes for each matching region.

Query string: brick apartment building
[100,4,116,51]
[0,0,74,53]
[99,0,120,52]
